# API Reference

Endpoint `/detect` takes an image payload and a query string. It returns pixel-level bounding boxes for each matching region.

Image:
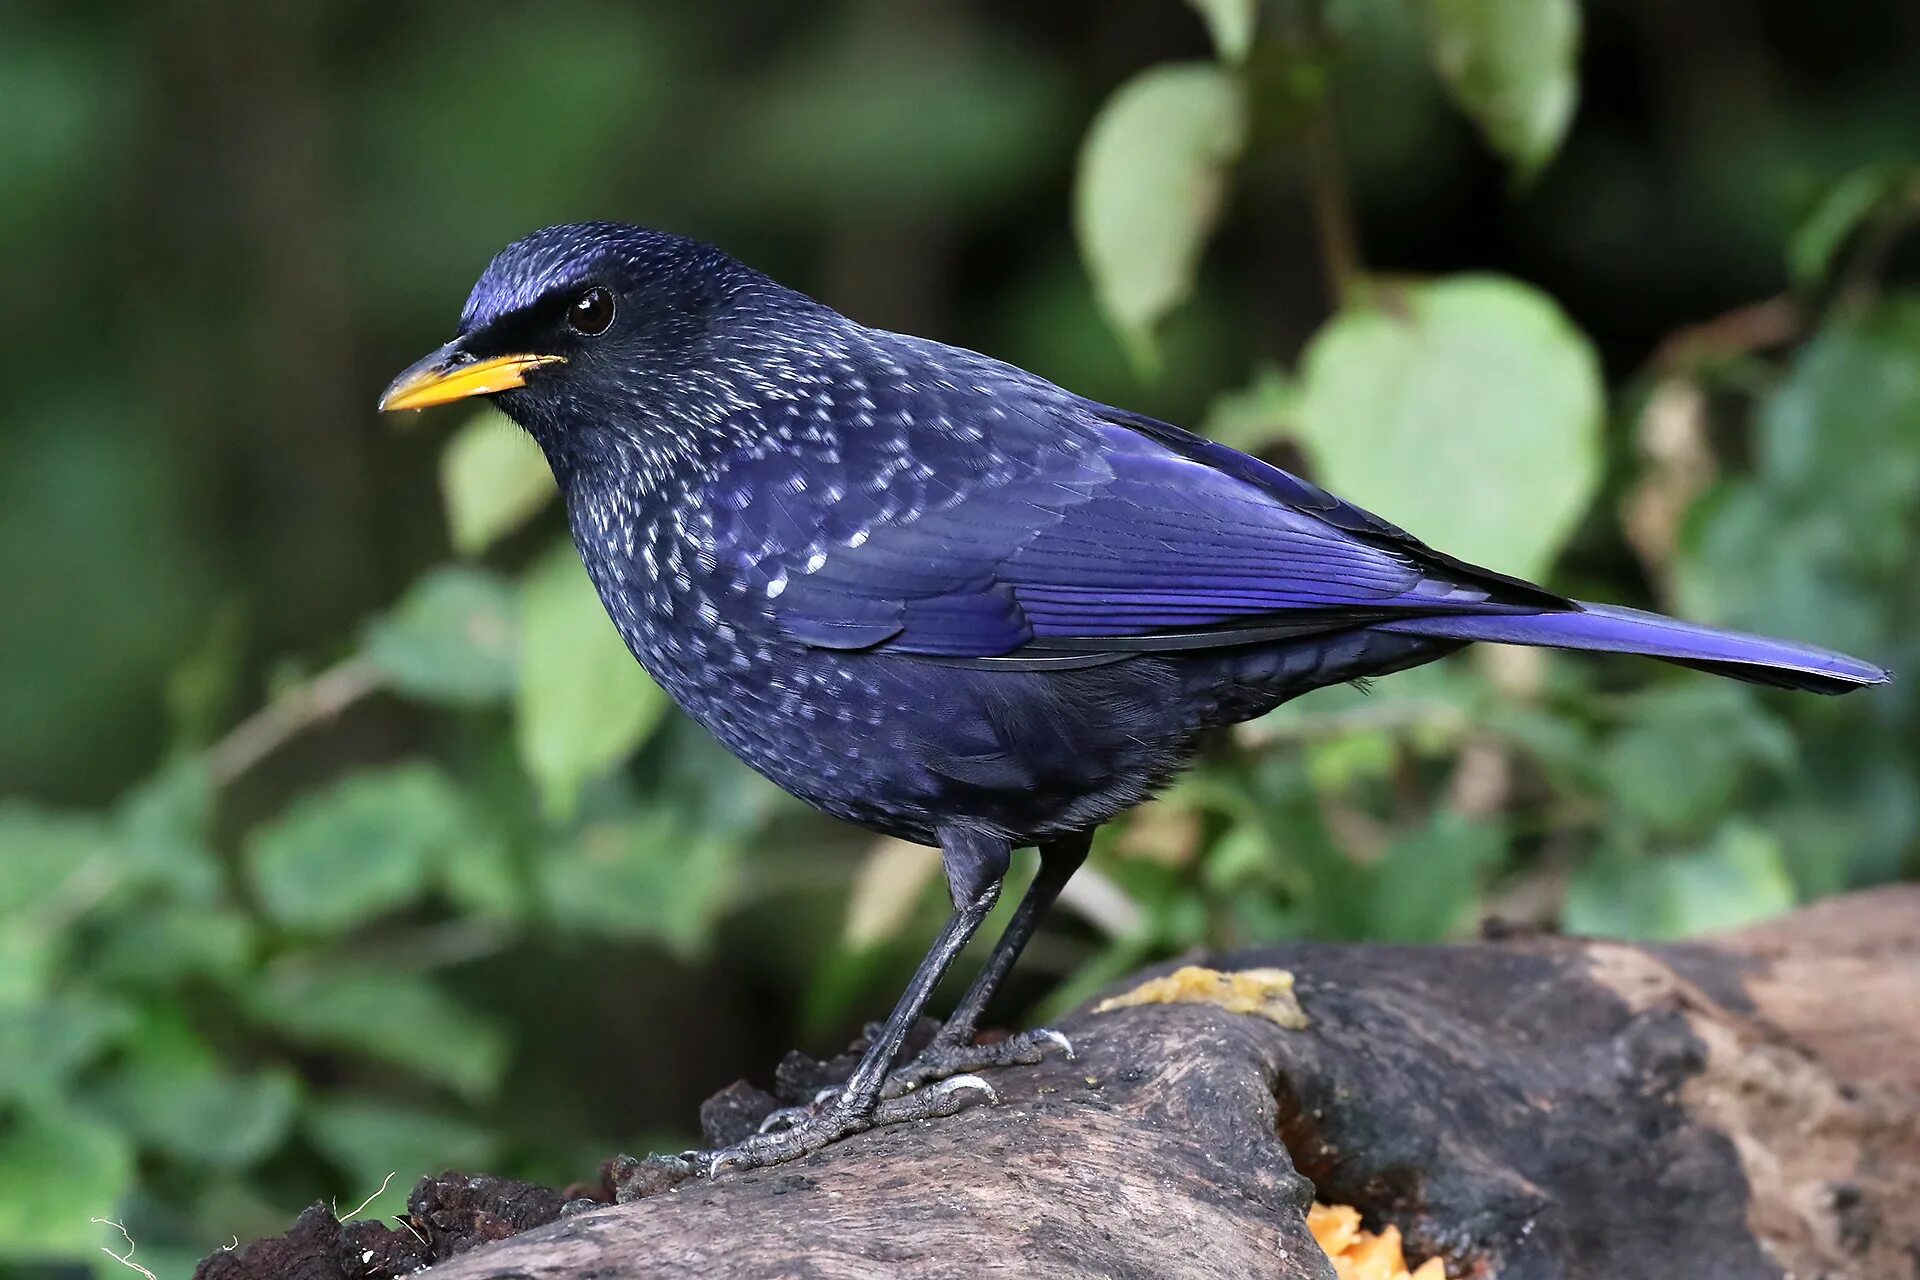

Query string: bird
[381,221,1888,1177]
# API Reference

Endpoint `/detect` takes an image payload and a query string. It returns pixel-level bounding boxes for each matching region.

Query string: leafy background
[3,0,1918,1273]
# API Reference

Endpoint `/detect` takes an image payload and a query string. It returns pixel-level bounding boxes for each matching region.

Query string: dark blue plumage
[382,222,1888,1176]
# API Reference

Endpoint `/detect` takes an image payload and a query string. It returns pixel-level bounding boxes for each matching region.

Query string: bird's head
[380,222,791,473]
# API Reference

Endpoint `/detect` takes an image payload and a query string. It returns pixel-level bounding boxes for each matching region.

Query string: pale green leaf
[246,762,490,932]
[1187,0,1257,63]
[0,1109,133,1260]
[1294,275,1604,580]
[1074,62,1246,354]
[1200,366,1296,452]
[1423,0,1580,178]
[439,407,556,556]
[251,968,509,1102]
[516,545,669,820]
[362,566,519,707]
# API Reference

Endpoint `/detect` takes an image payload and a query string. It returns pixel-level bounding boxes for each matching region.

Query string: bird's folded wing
[702,394,1560,662]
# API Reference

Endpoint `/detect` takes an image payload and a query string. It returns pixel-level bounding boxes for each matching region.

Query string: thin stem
[1303,95,1361,309]
[205,657,383,787]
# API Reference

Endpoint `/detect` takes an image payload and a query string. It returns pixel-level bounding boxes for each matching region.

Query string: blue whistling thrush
[381,222,1888,1179]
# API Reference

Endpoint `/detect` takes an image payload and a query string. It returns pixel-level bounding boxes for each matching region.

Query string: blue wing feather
[698,355,1565,661]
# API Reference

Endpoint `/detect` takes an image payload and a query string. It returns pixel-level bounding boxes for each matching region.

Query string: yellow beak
[378,344,567,412]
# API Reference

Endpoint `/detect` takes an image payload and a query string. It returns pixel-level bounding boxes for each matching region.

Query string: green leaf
[1366,814,1505,942]
[0,1109,133,1260]
[1074,62,1246,356]
[1675,299,1920,653]
[0,801,115,920]
[439,408,557,556]
[0,994,133,1106]
[93,1009,299,1169]
[304,1095,499,1198]
[115,759,221,902]
[0,803,115,1000]
[516,545,669,820]
[1564,822,1797,940]
[1201,366,1296,452]
[1294,275,1604,580]
[538,816,737,959]
[251,968,509,1102]
[1187,0,1257,63]
[1788,165,1915,286]
[89,904,255,989]
[362,566,519,707]
[246,762,489,932]
[1422,0,1580,178]
[1600,683,1793,834]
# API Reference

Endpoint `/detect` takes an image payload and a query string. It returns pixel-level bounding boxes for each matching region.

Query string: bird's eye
[567,286,616,336]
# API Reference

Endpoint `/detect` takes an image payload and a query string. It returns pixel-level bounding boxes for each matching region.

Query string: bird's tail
[1373,602,1889,695]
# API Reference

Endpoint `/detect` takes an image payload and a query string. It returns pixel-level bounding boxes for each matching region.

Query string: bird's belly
[595,558,1458,844]
[613,606,1207,842]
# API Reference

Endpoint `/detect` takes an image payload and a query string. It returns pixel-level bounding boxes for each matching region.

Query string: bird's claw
[882,1024,1076,1098]
[756,1085,843,1133]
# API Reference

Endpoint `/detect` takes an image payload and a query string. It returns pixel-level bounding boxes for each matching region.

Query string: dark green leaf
[251,968,509,1103]
[304,1096,499,1199]
[1788,165,1915,285]
[89,905,255,989]
[0,994,133,1106]
[246,762,491,932]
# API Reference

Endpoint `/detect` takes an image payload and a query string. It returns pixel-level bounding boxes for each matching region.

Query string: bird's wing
[699,384,1568,663]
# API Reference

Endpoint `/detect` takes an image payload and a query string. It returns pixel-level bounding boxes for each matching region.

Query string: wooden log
[198,887,1920,1280]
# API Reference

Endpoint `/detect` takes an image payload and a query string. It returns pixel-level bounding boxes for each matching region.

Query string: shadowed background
[2,0,1917,1273]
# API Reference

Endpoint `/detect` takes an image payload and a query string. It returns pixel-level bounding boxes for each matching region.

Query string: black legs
[697,827,1010,1174]
[689,828,1090,1177]
[940,832,1091,1046]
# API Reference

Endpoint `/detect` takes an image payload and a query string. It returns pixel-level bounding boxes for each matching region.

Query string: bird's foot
[882,1025,1074,1099]
[708,1072,991,1161]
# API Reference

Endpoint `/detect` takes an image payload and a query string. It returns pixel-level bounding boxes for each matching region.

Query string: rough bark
[200,887,1920,1280]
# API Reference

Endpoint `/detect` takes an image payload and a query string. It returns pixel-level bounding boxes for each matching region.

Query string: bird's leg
[883,831,1090,1096]
[693,828,1010,1175]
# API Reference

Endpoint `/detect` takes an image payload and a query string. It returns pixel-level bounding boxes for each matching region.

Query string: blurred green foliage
[2,0,1917,1273]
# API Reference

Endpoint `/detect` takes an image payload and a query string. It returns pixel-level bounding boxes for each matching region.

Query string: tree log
[200,887,1920,1280]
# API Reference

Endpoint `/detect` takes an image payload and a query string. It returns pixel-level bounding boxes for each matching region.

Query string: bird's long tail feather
[1373,602,1889,695]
